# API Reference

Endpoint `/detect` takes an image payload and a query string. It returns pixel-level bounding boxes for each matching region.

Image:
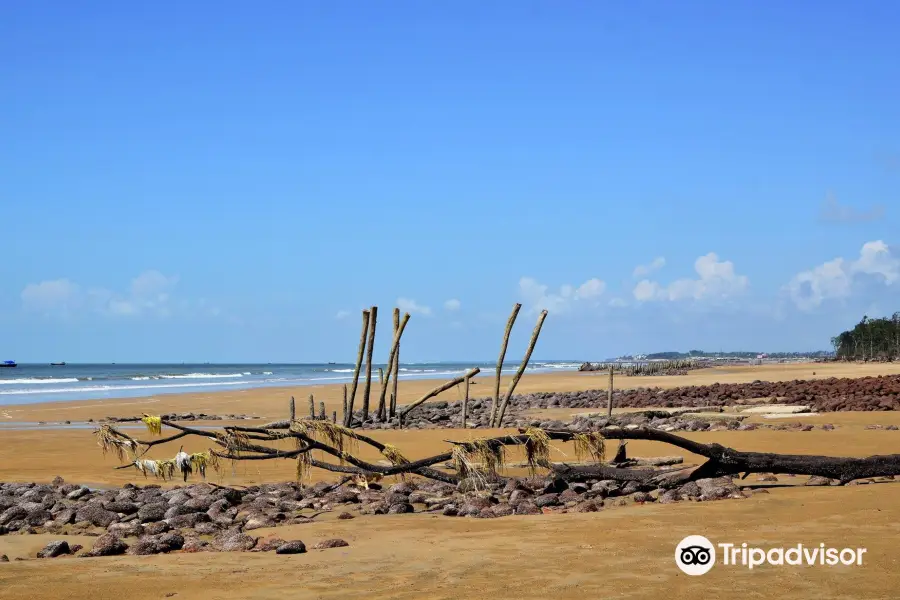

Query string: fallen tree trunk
[97,418,900,491]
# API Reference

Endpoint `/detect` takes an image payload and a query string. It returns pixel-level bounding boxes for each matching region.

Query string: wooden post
[308,394,315,419]
[495,310,548,427]
[462,372,470,428]
[390,308,402,418]
[342,384,348,424]
[345,310,370,427]
[319,401,326,421]
[289,396,295,421]
[489,303,521,428]
[378,311,410,421]
[332,411,337,424]
[361,306,378,422]
[607,365,614,418]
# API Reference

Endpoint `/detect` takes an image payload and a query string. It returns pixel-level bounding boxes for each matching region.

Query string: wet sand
[2,361,899,598]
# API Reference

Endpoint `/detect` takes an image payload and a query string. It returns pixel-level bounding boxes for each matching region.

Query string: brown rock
[312,538,349,550]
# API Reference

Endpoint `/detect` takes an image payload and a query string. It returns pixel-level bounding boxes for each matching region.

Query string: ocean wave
[159,373,244,379]
[0,379,259,396]
[0,377,80,385]
[263,371,273,375]
[329,368,354,373]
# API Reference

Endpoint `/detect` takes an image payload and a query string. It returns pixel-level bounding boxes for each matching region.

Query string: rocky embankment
[356,374,900,429]
[1,471,801,560]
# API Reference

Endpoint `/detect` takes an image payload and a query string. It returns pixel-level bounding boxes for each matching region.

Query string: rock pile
[355,374,900,428]
[2,472,758,559]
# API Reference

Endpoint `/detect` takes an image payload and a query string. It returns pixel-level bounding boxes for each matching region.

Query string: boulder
[166,513,210,529]
[137,503,167,523]
[211,529,257,552]
[104,501,139,515]
[243,514,276,531]
[387,503,414,514]
[275,540,307,555]
[312,538,349,550]
[75,505,119,528]
[805,476,835,486]
[533,493,560,508]
[142,521,171,536]
[514,502,542,515]
[87,533,128,557]
[37,541,71,558]
[107,521,143,537]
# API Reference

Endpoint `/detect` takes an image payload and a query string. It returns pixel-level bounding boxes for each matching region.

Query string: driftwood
[92,302,900,504]
[344,310,370,426]
[399,368,481,423]
[494,309,548,426]
[361,306,378,421]
[96,419,900,490]
[489,303,521,427]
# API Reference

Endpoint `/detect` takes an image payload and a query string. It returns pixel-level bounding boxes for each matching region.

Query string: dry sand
[2,361,899,599]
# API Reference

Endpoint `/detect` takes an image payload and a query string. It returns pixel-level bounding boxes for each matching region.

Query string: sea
[0,361,583,406]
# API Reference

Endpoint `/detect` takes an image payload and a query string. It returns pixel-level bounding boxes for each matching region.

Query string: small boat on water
[50,362,66,366]
[1,360,16,368]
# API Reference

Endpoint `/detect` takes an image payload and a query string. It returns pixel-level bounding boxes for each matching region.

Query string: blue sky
[1,1,898,362]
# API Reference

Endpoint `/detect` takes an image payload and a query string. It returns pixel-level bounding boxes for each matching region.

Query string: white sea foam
[0,378,80,385]
[159,373,244,379]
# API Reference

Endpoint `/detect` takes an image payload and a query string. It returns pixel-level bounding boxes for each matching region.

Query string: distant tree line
[831,314,900,360]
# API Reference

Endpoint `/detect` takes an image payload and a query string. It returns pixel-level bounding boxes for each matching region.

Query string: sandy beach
[2,362,900,599]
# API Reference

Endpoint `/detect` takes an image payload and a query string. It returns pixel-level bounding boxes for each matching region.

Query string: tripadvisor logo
[675,535,867,575]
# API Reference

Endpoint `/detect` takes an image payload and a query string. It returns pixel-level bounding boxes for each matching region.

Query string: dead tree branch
[489,303,521,427]
[377,311,410,420]
[494,309,547,426]
[399,368,481,423]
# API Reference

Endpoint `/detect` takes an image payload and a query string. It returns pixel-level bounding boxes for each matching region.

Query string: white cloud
[518,276,606,314]
[21,279,80,315]
[397,297,432,316]
[444,299,461,311]
[608,297,628,308]
[632,252,748,302]
[575,278,605,299]
[632,256,666,278]
[20,270,214,320]
[334,310,351,320]
[786,240,899,310]
[819,192,885,223]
